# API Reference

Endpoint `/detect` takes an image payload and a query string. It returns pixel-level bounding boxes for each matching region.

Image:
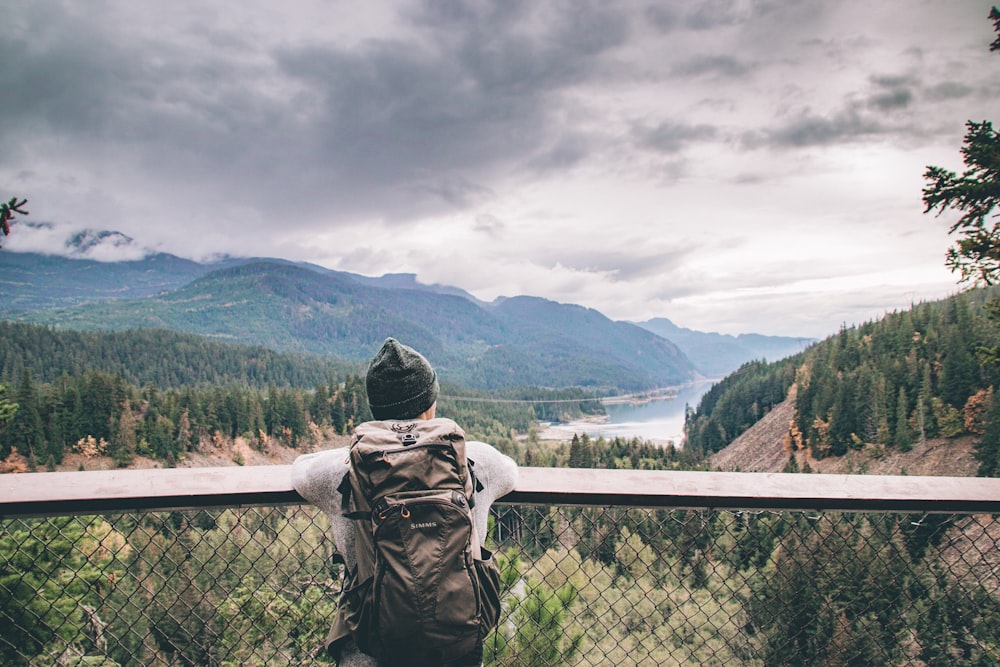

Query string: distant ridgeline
[684,288,1000,477]
[0,322,605,468]
[5,256,696,392]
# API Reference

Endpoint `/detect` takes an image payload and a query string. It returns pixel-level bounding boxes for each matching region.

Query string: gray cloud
[474,213,504,236]
[1,0,992,339]
[535,241,704,283]
[2,0,636,234]
[748,107,886,148]
[633,121,718,154]
[924,81,975,101]
[866,75,917,111]
[681,0,748,31]
[672,55,753,79]
[748,75,923,149]
[643,5,679,33]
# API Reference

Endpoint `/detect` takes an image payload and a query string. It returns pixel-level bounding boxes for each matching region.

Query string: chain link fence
[2,502,999,666]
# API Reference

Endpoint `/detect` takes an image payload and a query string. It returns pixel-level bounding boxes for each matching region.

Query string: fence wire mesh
[2,503,999,667]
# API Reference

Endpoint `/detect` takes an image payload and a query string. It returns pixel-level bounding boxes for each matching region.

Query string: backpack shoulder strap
[337,470,373,520]
[468,459,483,508]
[337,473,352,513]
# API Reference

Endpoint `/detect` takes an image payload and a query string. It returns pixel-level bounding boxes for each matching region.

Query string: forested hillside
[479,296,694,390]
[685,288,1000,477]
[15,260,697,391]
[0,321,359,388]
[0,321,609,470]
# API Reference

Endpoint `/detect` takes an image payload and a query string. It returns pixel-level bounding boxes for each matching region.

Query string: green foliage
[746,515,915,666]
[0,321,358,389]
[924,121,1000,286]
[488,567,583,667]
[0,321,620,466]
[976,391,1000,476]
[216,578,336,665]
[0,383,17,430]
[5,369,45,465]
[0,517,124,666]
[912,562,1000,667]
[923,11,1000,288]
[5,502,1000,666]
[0,196,28,245]
[0,368,375,463]
[92,507,335,667]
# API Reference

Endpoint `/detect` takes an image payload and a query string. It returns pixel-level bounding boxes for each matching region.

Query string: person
[292,338,518,666]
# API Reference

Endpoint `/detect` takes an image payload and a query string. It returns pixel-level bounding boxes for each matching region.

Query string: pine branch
[0,196,29,244]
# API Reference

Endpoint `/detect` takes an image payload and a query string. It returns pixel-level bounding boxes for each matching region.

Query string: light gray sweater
[292,440,518,666]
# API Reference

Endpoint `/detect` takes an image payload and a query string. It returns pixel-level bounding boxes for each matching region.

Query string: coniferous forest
[685,288,1000,477]
[0,320,611,470]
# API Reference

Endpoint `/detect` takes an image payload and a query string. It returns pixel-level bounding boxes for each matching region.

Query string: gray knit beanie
[365,338,440,420]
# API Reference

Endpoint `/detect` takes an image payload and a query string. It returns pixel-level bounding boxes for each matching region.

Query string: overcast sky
[3,0,998,338]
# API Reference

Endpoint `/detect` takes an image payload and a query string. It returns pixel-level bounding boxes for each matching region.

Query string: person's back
[292,338,518,666]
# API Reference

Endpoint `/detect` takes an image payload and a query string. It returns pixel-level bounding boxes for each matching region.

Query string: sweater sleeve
[291,448,358,570]
[291,448,349,514]
[466,440,518,546]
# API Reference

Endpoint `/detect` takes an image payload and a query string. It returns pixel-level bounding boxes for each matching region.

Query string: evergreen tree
[940,330,977,408]
[828,379,856,455]
[175,409,193,452]
[0,383,17,434]
[108,399,140,467]
[923,7,1000,366]
[2,370,44,463]
[568,433,594,468]
[975,390,1000,476]
[894,387,913,452]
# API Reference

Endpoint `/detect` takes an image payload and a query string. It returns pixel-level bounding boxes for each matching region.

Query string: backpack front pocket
[372,495,479,653]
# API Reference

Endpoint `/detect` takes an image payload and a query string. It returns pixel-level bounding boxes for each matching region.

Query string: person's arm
[466,441,518,546]
[291,448,350,516]
[291,448,358,567]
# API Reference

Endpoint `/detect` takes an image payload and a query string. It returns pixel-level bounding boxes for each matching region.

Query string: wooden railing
[4,466,1000,517]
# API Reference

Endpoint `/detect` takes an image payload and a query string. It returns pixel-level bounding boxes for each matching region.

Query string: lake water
[538,380,716,446]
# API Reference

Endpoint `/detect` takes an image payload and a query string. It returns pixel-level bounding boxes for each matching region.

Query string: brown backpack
[328,418,502,665]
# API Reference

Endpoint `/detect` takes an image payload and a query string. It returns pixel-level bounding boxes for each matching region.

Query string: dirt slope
[709,386,980,477]
[708,388,798,473]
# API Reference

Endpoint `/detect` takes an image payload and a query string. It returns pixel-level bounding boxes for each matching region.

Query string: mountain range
[636,317,814,379]
[1,249,813,391]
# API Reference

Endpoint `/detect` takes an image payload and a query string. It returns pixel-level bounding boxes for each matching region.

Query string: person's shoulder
[466,440,518,496]
[292,446,350,471]
[466,440,512,462]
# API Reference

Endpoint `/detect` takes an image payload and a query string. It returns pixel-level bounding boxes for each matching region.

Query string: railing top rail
[4,465,1000,518]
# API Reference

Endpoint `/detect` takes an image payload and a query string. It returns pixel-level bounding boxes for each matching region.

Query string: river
[537,380,716,446]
